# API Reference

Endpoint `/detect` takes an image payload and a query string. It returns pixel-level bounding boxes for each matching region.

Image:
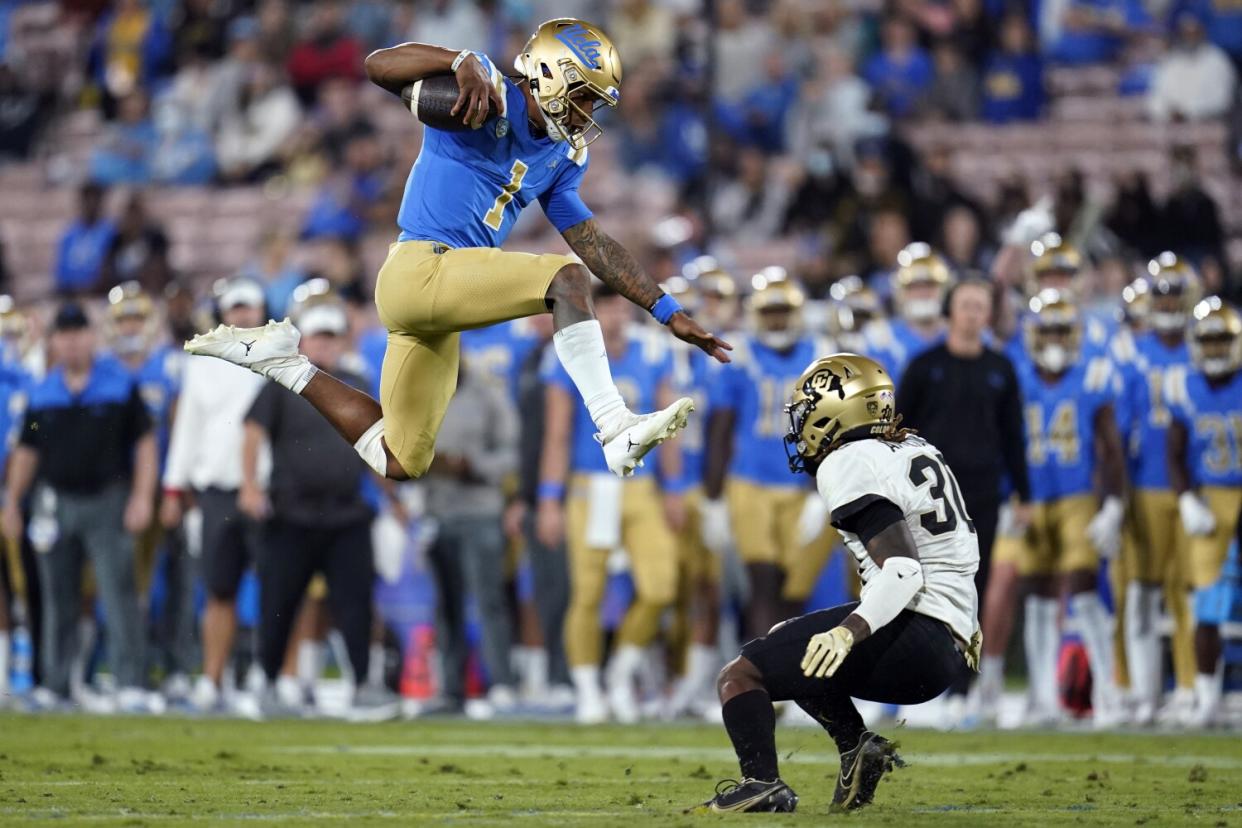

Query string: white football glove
[796,493,829,548]
[1001,196,1055,247]
[1178,491,1216,537]
[801,626,855,678]
[996,502,1018,538]
[699,497,732,556]
[1086,496,1123,560]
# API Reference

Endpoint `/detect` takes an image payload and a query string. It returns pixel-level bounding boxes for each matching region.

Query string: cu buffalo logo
[555,24,604,70]
[804,366,849,400]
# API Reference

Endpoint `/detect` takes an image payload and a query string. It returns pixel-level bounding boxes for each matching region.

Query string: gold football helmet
[829,275,883,351]
[1145,252,1201,335]
[684,256,738,331]
[747,267,804,350]
[0,294,27,342]
[1188,296,1242,378]
[892,243,952,324]
[1028,232,1081,297]
[1120,276,1150,329]
[784,353,897,474]
[515,18,622,151]
[1024,288,1082,374]
[107,281,156,357]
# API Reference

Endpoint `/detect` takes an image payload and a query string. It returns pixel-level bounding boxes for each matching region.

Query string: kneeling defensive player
[183,18,729,481]
[696,353,980,813]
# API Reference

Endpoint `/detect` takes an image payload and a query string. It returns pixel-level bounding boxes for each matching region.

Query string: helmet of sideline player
[107,280,156,358]
[515,18,622,151]
[1024,288,1082,374]
[892,243,952,324]
[1145,252,1201,335]
[1188,296,1242,379]
[747,267,804,351]
[1028,232,1082,298]
[684,256,738,332]
[0,294,27,344]
[784,353,897,474]
[828,276,883,351]
[1120,276,1150,330]
[663,275,699,318]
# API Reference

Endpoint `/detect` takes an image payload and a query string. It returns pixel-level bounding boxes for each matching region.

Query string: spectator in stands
[713,0,774,105]
[54,183,115,296]
[216,61,301,184]
[286,0,363,107]
[422,357,519,715]
[608,0,676,67]
[981,11,1045,123]
[1042,0,1150,66]
[789,46,886,173]
[1172,0,1242,62]
[2,302,157,711]
[170,0,226,63]
[405,0,492,55]
[918,39,980,121]
[1106,170,1162,258]
[1161,145,1225,267]
[161,278,269,713]
[203,16,261,134]
[911,143,981,242]
[150,97,217,186]
[87,0,171,116]
[940,204,992,272]
[734,51,801,153]
[1148,10,1237,122]
[242,297,394,718]
[304,236,369,304]
[238,229,307,320]
[862,15,934,119]
[90,90,157,186]
[345,0,398,53]
[257,0,296,65]
[100,193,171,295]
[0,63,54,161]
[712,147,793,242]
[300,125,387,242]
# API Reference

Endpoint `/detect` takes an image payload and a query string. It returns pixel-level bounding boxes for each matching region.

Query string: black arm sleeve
[996,355,1031,501]
[832,496,906,545]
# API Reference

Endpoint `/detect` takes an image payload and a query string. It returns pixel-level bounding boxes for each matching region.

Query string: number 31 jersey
[816,435,979,644]
[397,53,593,249]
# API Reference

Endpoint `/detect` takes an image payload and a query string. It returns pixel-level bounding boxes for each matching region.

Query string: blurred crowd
[0,0,1239,728]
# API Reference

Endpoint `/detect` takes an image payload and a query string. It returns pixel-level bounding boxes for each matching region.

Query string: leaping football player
[183,18,730,480]
[695,354,980,814]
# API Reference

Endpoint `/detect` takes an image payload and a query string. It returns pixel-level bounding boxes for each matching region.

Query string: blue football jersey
[1123,332,1190,491]
[709,335,823,488]
[542,327,673,477]
[1166,368,1242,488]
[133,346,184,468]
[397,54,593,249]
[863,318,943,384]
[0,346,30,472]
[460,318,543,401]
[1014,351,1122,502]
[667,341,710,487]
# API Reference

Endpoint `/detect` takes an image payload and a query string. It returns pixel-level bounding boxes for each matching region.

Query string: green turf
[0,714,1238,826]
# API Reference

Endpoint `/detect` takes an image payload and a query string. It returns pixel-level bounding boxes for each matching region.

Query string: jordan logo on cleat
[241,340,256,356]
[627,435,638,451]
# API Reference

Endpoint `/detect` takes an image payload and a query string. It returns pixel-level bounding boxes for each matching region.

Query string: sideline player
[695,354,979,813]
[1166,296,1242,727]
[183,19,729,480]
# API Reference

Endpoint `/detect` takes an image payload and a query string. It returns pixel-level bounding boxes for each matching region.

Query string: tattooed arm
[562,219,733,363]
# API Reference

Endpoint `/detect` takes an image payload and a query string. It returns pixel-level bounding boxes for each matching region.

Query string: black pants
[741,602,962,704]
[257,519,373,682]
[196,488,261,601]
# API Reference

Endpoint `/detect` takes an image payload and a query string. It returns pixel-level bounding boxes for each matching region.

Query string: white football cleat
[185,319,313,391]
[598,397,695,477]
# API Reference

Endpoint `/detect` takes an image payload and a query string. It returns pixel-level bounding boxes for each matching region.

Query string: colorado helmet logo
[555,23,603,70]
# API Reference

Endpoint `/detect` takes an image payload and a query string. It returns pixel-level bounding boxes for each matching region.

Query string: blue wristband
[538,482,566,501]
[651,293,683,325]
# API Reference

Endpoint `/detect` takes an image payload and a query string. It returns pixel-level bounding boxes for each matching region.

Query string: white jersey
[815,435,979,644]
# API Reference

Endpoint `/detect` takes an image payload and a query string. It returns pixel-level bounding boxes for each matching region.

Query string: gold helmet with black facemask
[1145,251,1201,335]
[1188,296,1242,379]
[784,353,896,474]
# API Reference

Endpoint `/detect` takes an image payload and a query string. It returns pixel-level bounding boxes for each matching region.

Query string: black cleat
[832,731,905,811]
[688,778,799,814]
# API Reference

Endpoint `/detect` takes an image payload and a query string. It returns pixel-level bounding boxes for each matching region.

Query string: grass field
[0,714,1239,826]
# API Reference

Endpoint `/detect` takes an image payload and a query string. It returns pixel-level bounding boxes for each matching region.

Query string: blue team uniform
[460,319,543,401]
[132,345,183,468]
[667,342,710,490]
[864,318,943,384]
[1123,333,1191,491]
[542,328,672,478]
[1167,370,1242,490]
[397,54,592,248]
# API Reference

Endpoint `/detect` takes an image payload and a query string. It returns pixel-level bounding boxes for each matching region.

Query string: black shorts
[740,602,963,703]
[195,488,260,600]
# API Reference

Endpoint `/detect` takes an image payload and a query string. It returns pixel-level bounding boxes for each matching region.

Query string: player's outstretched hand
[451,54,504,129]
[669,313,732,364]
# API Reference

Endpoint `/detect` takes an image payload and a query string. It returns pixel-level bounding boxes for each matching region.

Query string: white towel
[584,474,624,549]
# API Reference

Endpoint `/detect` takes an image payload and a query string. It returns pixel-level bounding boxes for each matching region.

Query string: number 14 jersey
[817,435,979,644]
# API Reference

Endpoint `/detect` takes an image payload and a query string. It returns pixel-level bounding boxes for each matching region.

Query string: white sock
[259,355,317,394]
[571,665,603,700]
[669,643,719,714]
[605,644,645,687]
[1194,667,1223,718]
[367,643,386,687]
[1124,582,1161,708]
[297,640,326,685]
[0,631,9,694]
[518,647,549,699]
[1024,595,1060,713]
[552,321,629,434]
[1070,591,1117,712]
[978,654,1004,706]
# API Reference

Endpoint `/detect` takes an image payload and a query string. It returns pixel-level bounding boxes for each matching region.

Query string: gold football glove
[801,626,854,678]
[965,629,983,672]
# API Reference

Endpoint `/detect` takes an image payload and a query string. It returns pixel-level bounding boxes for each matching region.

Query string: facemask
[113,334,146,356]
[902,297,941,323]
[1037,343,1069,373]
[1202,357,1233,377]
[758,329,799,351]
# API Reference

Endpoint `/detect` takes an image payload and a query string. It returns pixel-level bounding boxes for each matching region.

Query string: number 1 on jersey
[483,160,528,230]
